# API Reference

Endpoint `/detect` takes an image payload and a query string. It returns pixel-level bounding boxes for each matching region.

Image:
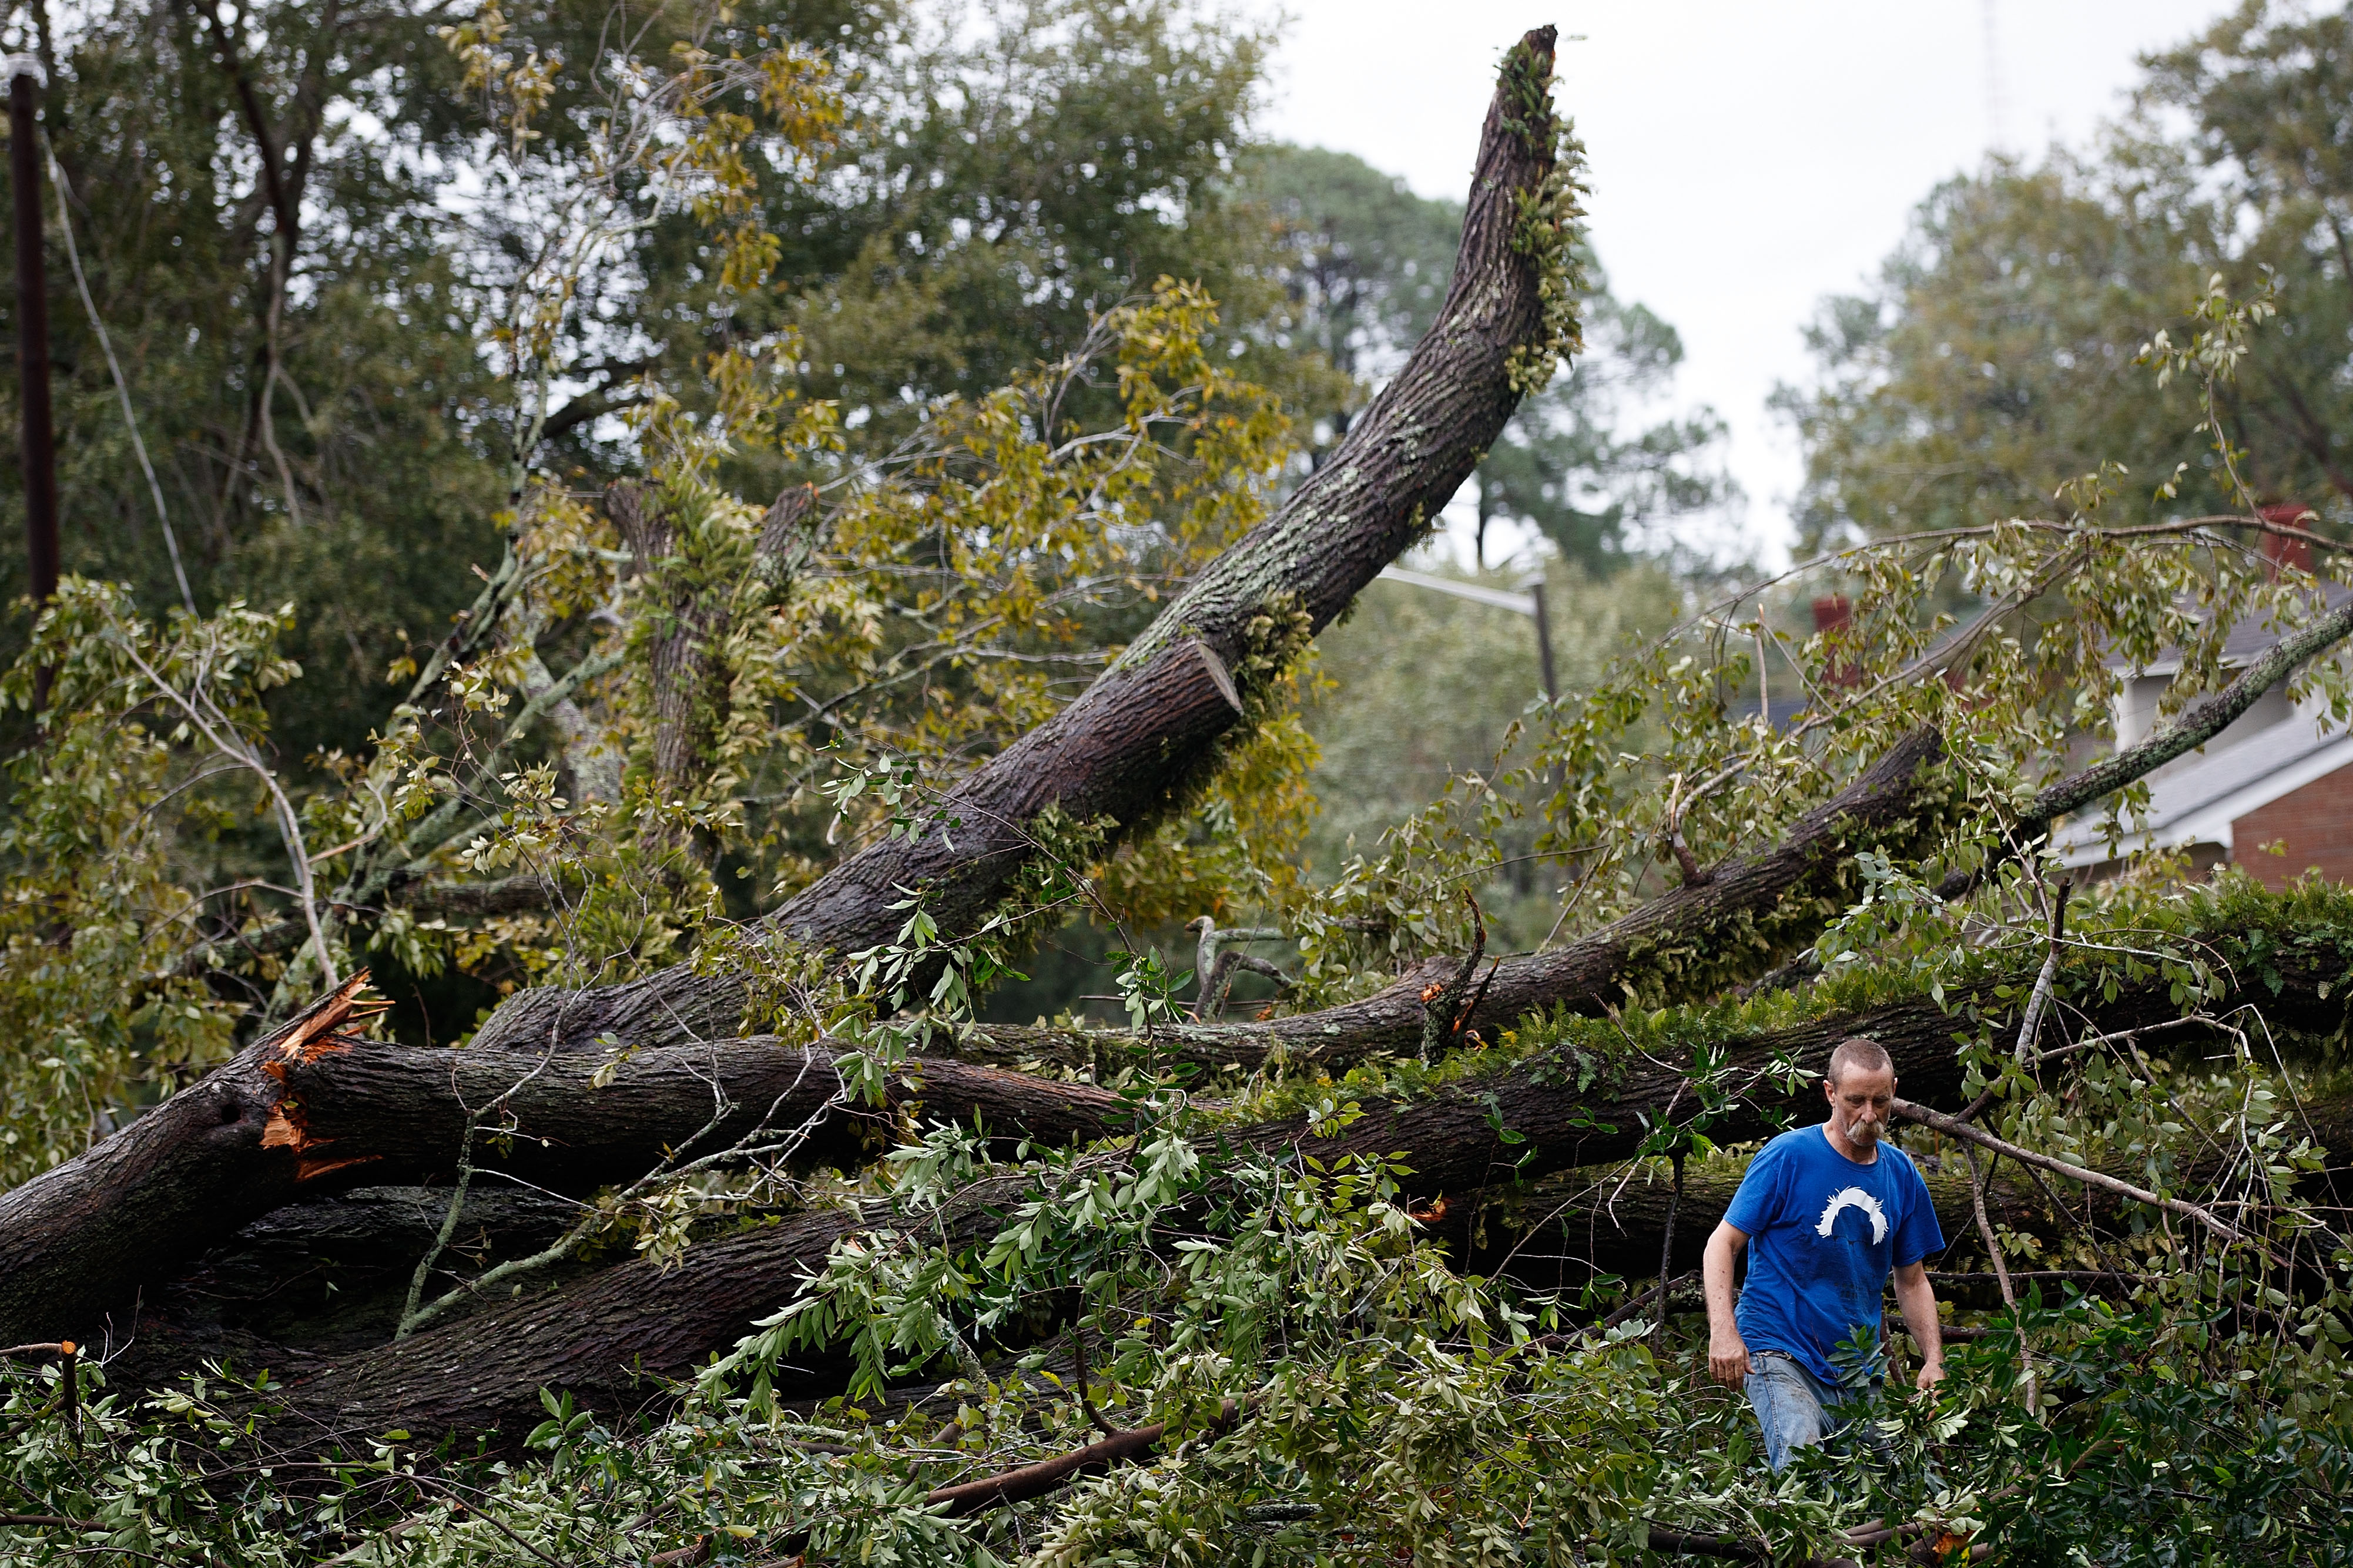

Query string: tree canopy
[1780,0,2353,553]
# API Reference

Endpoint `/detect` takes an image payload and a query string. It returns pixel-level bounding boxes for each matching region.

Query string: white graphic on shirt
[1814,1186,1888,1244]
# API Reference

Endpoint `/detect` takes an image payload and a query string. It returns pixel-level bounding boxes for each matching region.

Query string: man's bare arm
[1703,1221,1751,1389]
[1891,1259,1944,1390]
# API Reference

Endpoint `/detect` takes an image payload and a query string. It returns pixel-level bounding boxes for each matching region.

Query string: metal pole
[8,53,57,708]
[1527,576,1558,703]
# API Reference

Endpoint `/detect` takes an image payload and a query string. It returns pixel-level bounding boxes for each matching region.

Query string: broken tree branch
[925,1396,1252,1517]
[1163,726,1951,1065]
[1962,1141,2037,1416]
[1419,894,1487,1062]
[1935,597,2353,901]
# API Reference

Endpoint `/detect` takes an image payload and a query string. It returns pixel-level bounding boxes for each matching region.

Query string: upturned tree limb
[462,27,1576,1058]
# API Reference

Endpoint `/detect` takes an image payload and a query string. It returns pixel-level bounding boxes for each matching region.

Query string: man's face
[1825,1066,1896,1150]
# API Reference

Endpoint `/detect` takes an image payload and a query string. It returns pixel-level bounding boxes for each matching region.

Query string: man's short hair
[1826,1036,1893,1084]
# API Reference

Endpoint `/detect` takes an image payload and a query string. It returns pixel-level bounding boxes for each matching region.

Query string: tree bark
[12,698,2337,1366]
[128,1186,583,1369]
[464,28,1573,1058]
[609,479,731,797]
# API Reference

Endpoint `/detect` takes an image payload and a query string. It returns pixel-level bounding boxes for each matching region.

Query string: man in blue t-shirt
[1702,1036,1946,1470]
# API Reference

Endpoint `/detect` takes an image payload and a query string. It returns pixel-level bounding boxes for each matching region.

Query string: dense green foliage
[0,0,1310,760]
[5,877,2352,1564]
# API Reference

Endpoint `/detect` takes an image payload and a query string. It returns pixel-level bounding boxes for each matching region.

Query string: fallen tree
[8,649,2343,1362]
[15,19,2353,1428]
[14,11,2353,1567]
[0,979,1128,1345]
[234,927,2353,1444]
[0,719,1945,1346]
[0,19,1570,1351]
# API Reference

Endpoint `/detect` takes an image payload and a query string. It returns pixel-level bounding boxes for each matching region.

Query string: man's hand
[1709,1329,1752,1390]
[1891,1260,1944,1395]
[1701,1221,1753,1390]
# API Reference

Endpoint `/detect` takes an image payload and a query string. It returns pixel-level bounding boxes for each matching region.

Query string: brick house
[2053,556,2353,889]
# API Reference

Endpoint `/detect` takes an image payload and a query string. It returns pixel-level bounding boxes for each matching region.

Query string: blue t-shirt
[1724,1125,1944,1388]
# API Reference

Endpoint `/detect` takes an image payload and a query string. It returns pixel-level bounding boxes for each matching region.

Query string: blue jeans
[1743,1351,1876,1472]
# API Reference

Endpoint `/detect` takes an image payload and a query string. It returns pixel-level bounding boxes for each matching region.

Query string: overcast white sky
[1253,0,2238,570]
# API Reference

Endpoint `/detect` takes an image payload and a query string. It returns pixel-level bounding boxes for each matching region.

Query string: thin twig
[2012,880,2071,1065]
[1963,1144,2037,1417]
[1651,1148,1684,1338]
[1893,1099,2277,1263]
[1067,1326,1117,1439]
[114,640,337,986]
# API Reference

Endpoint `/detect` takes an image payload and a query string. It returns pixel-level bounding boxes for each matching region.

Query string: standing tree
[1779,0,2353,554]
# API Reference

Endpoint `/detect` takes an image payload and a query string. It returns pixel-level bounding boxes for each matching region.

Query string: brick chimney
[1812,595,1858,686]
[2259,503,2314,576]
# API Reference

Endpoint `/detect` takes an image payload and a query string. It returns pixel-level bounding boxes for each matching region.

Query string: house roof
[2109,581,2353,677]
[2053,713,2353,865]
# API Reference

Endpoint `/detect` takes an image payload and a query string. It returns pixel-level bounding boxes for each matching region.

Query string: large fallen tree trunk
[0,980,1125,1345]
[463,29,1576,1060]
[10,664,2339,1355]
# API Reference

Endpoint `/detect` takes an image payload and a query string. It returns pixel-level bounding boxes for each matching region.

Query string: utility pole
[1527,576,1558,704]
[1981,0,2009,156]
[7,52,56,708]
